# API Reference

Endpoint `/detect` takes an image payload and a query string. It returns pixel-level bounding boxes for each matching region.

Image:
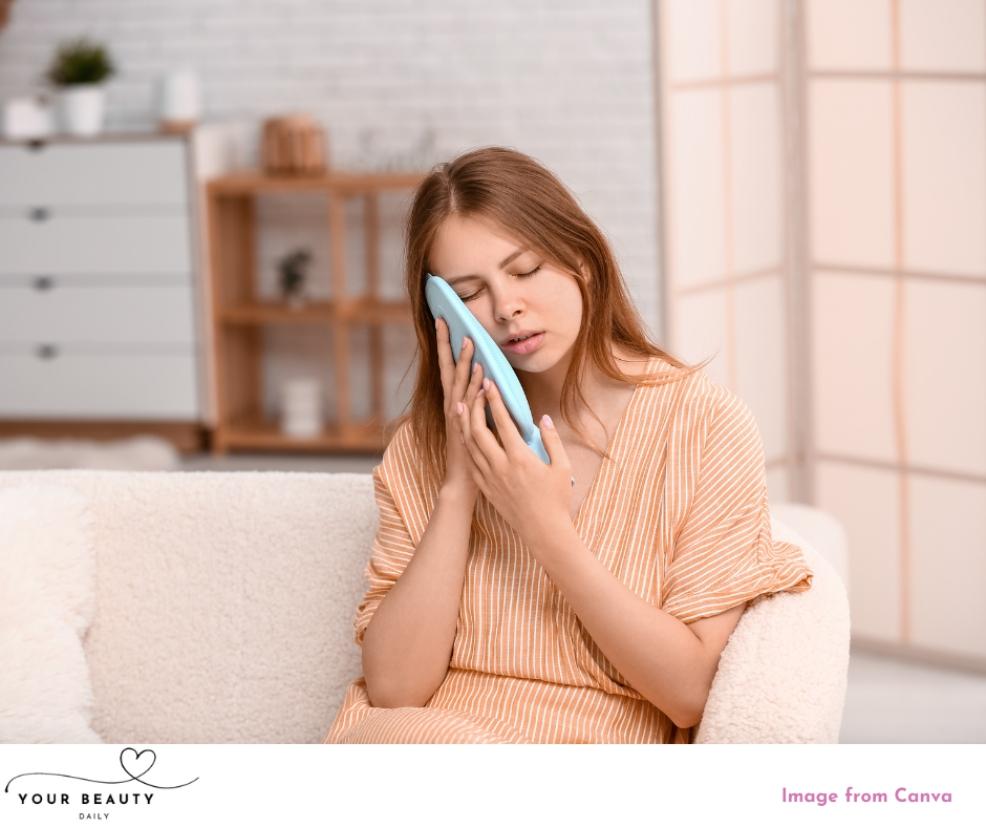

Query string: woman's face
[427,213,584,375]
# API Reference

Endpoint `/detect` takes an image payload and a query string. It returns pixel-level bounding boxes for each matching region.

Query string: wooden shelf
[342,296,415,322]
[220,300,336,325]
[207,169,426,196]
[219,297,413,326]
[218,414,386,453]
[205,169,423,455]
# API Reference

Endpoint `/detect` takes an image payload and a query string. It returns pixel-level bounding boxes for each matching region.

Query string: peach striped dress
[322,356,814,744]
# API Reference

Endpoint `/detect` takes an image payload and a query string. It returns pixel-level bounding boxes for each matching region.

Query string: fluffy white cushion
[0,483,102,743]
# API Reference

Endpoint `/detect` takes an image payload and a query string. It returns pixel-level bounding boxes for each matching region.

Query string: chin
[502,332,576,373]
[508,343,564,374]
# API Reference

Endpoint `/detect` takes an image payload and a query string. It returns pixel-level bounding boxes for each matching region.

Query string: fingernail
[472,363,479,373]
[542,414,554,429]
[483,378,490,391]
[456,402,463,415]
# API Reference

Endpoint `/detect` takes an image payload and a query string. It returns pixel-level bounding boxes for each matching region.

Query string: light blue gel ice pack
[425,273,551,464]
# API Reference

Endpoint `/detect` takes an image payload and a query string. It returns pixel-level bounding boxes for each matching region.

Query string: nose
[492,281,525,324]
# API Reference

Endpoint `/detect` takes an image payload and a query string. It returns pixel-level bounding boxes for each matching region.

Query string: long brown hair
[391,146,712,495]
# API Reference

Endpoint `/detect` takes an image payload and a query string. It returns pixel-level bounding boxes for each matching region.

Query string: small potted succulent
[278,248,314,308]
[45,37,116,136]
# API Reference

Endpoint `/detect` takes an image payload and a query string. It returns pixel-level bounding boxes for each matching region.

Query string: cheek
[470,302,498,336]
[539,276,582,318]
[557,286,584,329]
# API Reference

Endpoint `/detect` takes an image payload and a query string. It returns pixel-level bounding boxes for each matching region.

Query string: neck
[517,346,641,425]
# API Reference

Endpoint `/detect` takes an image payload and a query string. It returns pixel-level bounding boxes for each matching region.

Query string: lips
[502,331,545,355]
[503,330,542,345]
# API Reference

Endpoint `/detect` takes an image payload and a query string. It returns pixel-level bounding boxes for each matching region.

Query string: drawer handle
[36,344,59,360]
[32,275,56,291]
[29,206,51,222]
[27,139,47,152]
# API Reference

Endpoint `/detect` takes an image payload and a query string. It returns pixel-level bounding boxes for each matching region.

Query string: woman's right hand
[435,316,485,500]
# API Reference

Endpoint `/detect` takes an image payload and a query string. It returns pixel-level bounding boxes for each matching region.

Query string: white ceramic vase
[279,378,324,438]
[157,68,201,124]
[1,96,55,139]
[58,84,106,136]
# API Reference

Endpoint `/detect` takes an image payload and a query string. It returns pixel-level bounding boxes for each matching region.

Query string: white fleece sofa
[0,469,850,744]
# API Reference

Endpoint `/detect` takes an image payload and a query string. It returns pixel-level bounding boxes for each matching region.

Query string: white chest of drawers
[0,134,208,424]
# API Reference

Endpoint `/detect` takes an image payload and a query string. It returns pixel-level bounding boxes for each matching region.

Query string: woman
[323,146,813,744]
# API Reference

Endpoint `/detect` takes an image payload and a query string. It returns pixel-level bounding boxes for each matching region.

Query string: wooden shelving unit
[204,170,425,454]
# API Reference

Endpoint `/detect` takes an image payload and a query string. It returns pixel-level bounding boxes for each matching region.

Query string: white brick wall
[0,0,663,423]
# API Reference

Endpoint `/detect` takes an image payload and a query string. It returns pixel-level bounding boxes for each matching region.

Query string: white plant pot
[58,84,107,136]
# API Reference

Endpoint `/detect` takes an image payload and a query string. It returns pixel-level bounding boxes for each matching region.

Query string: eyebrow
[445,248,529,285]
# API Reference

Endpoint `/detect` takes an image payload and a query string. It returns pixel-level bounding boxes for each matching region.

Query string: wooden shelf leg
[364,192,383,428]
[206,190,229,456]
[328,191,351,434]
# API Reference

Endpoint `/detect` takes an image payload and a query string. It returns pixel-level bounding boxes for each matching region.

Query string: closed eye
[458,264,542,302]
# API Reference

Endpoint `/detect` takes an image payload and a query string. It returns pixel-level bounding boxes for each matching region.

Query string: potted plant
[45,37,116,136]
[277,248,314,308]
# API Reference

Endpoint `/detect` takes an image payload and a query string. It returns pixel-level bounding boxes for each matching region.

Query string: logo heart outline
[119,748,156,781]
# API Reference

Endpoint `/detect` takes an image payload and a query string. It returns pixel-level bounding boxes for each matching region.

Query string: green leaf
[45,37,116,86]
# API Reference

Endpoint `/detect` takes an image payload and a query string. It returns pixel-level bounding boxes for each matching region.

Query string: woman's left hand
[457,374,574,548]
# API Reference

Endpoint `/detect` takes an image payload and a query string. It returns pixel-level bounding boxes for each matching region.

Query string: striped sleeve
[661,388,814,625]
[352,425,420,647]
